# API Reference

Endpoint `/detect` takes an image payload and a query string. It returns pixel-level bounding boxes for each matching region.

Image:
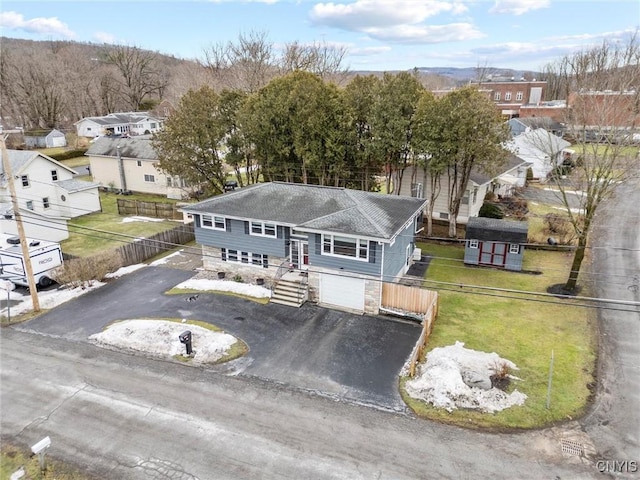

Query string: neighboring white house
[0,150,101,242]
[399,153,531,224]
[24,129,67,148]
[86,135,192,199]
[75,112,163,138]
[505,128,571,181]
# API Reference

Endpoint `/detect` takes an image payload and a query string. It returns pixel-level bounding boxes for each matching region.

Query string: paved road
[1,328,598,480]
[16,266,421,411]
[580,179,640,465]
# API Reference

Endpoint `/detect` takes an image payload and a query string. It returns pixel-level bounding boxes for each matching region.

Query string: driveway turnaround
[17,266,421,411]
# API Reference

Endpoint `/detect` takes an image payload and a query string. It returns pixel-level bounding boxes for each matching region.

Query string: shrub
[478,202,504,219]
[233,274,243,283]
[543,213,574,244]
[48,149,88,161]
[484,191,497,202]
[490,361,511,391]
[51,252,122,288]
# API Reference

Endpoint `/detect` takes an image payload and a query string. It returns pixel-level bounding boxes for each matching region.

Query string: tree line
[152,71,510,238]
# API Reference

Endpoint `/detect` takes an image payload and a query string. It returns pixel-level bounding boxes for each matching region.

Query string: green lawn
[61,192,180,257]
[401,242,596,429]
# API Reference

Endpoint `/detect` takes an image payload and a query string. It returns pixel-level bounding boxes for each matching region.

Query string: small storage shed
[24,129,67,148]
[464,217,529,271]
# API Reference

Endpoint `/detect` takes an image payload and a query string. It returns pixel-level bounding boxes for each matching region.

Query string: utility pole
[0,137,40,312]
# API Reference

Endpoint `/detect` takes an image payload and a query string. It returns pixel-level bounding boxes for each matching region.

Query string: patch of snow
[1,283,104,317]
[105,264,147,278]
[149,250,183,266]
[405,341,527,413]
[175,278,271,299]
[89,319,238,364]
[121,216,165,223]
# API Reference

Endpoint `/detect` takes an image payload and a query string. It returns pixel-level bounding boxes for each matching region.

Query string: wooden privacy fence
[117,199,183,220]
[380,283,439,378]
[381,282,437,315]
[115,224,194,267]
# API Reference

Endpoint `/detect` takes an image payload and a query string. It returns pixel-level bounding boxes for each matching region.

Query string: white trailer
[0,235,63,288]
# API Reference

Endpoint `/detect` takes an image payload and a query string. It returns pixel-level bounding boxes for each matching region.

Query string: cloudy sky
[1,0,638,72]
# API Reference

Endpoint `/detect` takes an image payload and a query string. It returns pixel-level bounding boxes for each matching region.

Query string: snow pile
[89,319,238,364]
[175,278,272,299]
[1,282,104,317]
[105,264,147,278]
[121,216,165,223]
[405,341,527,413]
[149,250,184,266]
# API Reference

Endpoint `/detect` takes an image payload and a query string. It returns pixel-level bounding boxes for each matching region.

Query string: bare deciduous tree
[105,45,168,110]
[537,32,640,291]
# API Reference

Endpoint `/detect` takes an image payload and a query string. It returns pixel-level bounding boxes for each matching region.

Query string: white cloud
[310,1,479,45]
[93,31,117,44]
[310,0,468,32]
[365,22,485,44]
[0,11,75,38]
[489,0,550,16]
[349,45,393,56]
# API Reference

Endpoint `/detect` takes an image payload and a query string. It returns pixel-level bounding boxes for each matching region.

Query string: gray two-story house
[182,182,428,314]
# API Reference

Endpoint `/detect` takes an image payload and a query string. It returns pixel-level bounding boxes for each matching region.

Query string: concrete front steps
[271,278,307,307]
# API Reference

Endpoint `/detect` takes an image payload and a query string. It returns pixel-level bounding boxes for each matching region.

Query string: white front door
[290,240,309,271]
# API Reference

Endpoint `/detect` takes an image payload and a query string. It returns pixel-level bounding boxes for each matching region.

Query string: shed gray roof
[184,182,428,241]
[86,135,157,160]
[465,216,529,243]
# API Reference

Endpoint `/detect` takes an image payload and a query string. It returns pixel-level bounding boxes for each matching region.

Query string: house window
[201,214,226,230]
[43,197,50,209]
[322,234,369,261]
[51,170,58,181]
[509,244,520,254]
[252,253,269,268]
[469,239,479,249]
[414,213,424,233]
[250,221,277,237]
[167,177,173,187]
[439,212,449,220]
[137,160,142,167]
[472,188,478,203]
[461,196,469,205]
[221,248,268,268]
[516,92,523,101]
[151,123,157,129]
[410,183,423,198]
[494,92,501,101]
[21,175,29,187]
[26,200,33,210]
[144,174,155,183]
[505,92,512,101]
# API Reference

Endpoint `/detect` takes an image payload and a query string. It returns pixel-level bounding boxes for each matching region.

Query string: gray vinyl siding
[194,215,288,257]
[308,233,381,276]
[383,220,414,279]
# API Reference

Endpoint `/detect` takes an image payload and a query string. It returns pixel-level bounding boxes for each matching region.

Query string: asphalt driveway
[16,266,421,411]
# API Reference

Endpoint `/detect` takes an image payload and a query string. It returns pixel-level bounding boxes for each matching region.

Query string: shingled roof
[86,135,157,160]
[183,182,428,241]
[465,217,529,244]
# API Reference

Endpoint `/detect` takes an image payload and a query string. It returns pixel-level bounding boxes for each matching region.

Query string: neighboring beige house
[75,112,163,138]
[86,135,191,199]
[399,153,530,224]
[0,150,101,241]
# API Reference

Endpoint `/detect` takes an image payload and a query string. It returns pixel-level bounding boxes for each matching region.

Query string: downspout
[378,241,385,312]
[117,145,127,193]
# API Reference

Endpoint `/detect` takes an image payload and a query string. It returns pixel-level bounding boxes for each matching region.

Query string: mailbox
[179,330,193,355]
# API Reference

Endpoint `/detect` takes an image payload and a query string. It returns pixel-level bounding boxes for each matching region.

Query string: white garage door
[319,273,365,312]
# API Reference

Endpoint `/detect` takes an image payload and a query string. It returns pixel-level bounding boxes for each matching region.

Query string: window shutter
[369,241,376,263]
[244,221,249,235]
[315,235,321,255]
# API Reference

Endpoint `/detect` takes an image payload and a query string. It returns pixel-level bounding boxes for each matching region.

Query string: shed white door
[319,273,365,312]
